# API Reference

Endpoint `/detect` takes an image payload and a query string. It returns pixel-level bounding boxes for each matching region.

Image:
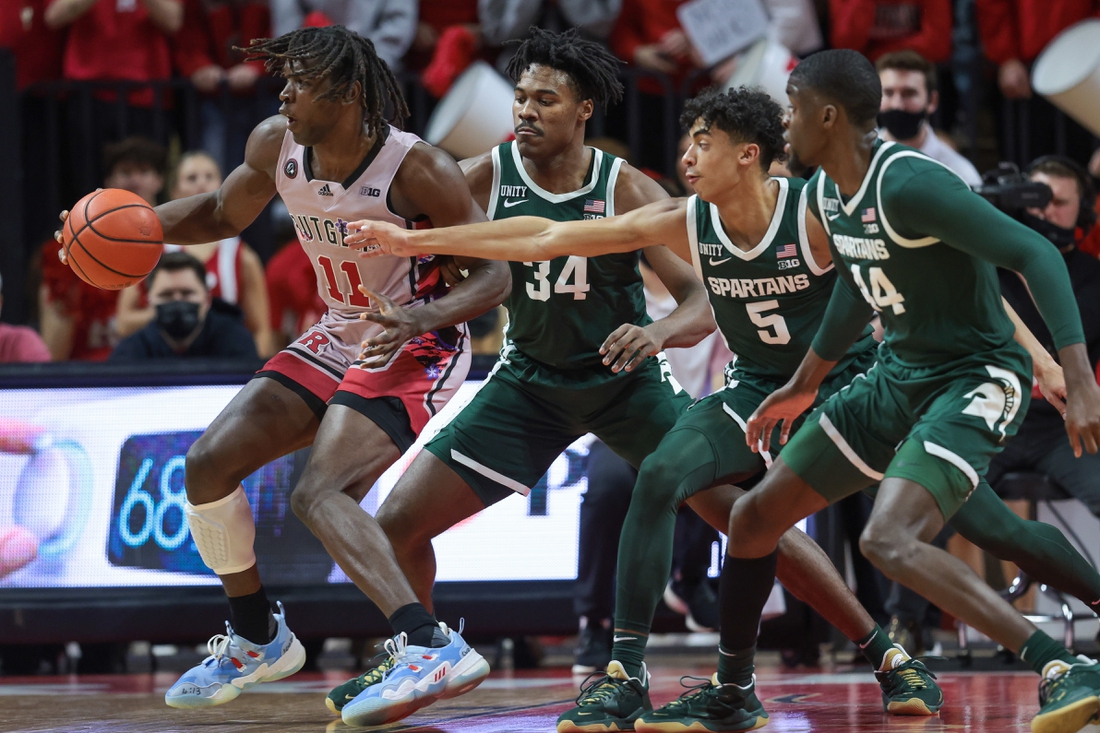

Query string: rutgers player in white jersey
[58,27,509,719]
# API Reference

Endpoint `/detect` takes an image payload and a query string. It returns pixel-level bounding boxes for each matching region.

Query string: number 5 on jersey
[525,256,591,301]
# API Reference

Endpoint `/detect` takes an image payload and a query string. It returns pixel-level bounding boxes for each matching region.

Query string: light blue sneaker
[164,601,306,709]
[341,623,490,727]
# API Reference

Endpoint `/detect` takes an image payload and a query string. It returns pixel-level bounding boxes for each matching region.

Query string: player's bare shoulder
[614,162,673,214]
[243,115,289,179]
[390,141,472,221]
[458,152,494,212]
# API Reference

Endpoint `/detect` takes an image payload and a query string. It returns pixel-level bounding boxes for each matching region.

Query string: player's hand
[1034,359,1067,416]
[1065,380,1100,457]
[746,383,817,453]
[601,323,661,373]
[346,220,416,258]
[54,209,70,263]
[437,256,468,286]
[357,286,422,369]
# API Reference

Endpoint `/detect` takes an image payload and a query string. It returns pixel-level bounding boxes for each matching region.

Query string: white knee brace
[185,486,256,575]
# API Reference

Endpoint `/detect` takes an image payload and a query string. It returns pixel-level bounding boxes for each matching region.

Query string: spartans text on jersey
[707,273,811,299]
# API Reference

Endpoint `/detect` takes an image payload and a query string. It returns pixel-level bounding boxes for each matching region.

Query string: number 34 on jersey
[524,256,591,301]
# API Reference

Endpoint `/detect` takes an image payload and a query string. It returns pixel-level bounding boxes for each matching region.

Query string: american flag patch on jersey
[776,243,798,258]
[584,199,606,214]
[861,207,877,222]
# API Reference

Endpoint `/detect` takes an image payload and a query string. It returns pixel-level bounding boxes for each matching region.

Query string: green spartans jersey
[487,141,649,378]
[687,177,875,381]
[809,140,1025,370]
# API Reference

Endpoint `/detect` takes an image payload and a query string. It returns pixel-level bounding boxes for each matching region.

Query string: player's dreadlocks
[241,26,409,135]
[681,86,788,170]
[506,27,624,109]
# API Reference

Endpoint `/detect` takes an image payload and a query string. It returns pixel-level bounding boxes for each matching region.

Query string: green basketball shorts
[783,353,1031,519]
[663,351,879,487]
[424,350,693,506]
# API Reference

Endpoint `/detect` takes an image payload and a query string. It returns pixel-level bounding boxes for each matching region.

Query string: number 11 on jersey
[317,255,372,307]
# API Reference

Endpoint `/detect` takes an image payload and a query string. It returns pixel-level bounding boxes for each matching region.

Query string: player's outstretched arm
[357,143,511,367]
[347,197,688,262]
[154,116,283,244]
[1003,296,1066,414]
[888,161,1100,455]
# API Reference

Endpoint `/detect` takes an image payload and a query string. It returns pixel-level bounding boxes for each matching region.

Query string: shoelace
[664,676,716,709]
[202,625,242,669]
[894,665,928,690]
[575,672,629,706]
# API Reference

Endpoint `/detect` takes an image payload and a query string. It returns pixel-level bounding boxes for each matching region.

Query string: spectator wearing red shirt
[39,137,166,361]
[608,0,702,175]
[0,274,51,363]
[977,0,1100,162]
[1,0,67,257]
[173,0,272,172]
[46,0,182,185]
[829,0,952,63]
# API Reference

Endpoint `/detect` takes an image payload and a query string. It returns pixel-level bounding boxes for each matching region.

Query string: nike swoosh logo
[826,212,841,221]
[708,257,732,266]
[858,636,876,649]
[613,635,637,643]
[503,199,526,208]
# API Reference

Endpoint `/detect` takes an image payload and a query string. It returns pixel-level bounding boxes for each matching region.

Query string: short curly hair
[680,86,787,170]
[506,27,624,109]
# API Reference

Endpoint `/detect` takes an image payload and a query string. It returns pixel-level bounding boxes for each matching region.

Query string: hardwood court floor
[0,663,1095,732]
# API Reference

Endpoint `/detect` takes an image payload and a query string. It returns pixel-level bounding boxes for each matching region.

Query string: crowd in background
[2,0,1100,365]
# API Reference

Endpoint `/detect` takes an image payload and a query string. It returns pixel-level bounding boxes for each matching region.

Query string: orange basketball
[62,188,164,290]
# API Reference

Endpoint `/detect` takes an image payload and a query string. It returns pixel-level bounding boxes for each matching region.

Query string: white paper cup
[724,38,799,106]
[1033,19,1100,138]
[425,61,516,159]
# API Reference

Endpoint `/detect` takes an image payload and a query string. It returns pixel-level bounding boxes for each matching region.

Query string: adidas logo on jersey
[833,234,890,261]
[317,184,334,197]
[707,274,810,299]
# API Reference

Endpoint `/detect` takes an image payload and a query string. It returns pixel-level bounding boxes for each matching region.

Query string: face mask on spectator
[155,301,202,340]
[878,109,926,140]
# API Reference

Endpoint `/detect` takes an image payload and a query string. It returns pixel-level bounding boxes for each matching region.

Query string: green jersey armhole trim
[875,150,959,249]
[605,156,625,217]
[798,180,831,276]
[686,194,733,353]
[686,194,704,280]
[508,140,603,203]
[710,176,789,261]
[817,173,832,237]
[838,141,895,217]
[487,145,503,221]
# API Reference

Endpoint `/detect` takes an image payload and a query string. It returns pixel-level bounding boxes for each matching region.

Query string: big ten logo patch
[360,186,381,197]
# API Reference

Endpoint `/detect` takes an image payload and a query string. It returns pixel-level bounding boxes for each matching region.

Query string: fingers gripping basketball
[62,189,164,290]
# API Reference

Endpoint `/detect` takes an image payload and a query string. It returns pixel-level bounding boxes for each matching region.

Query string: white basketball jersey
[276,126,433,343]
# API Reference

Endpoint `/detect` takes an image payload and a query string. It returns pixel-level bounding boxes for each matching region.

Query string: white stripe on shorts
[818,414,884,480]
[450,450,531,496]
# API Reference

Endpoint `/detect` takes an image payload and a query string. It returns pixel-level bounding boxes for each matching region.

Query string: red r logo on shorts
[298,331,330,354]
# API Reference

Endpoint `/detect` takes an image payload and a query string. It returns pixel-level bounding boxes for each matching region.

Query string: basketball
[62,188,164,290]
